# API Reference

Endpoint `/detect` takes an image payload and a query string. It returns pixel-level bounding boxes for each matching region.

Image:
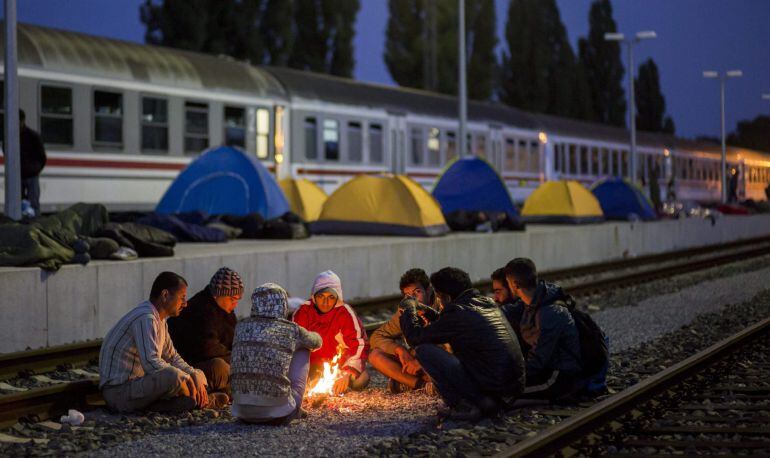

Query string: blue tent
[432,157,518,218]
[590,178,657,221]
[156,146,289,218]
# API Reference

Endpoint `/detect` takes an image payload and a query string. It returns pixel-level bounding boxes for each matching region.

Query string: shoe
[146,396,196,414]
[388,378,410,394]
[422,381,439,397]
[206,392,230,409]
[438,400,482,422]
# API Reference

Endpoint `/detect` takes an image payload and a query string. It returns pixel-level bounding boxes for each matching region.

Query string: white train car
[1,24,768,213]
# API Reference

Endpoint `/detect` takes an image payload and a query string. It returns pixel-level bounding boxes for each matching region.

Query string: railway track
[499,316,770,457]
[2,237,770,430]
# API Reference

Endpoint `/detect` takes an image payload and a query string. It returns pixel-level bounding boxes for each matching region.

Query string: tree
[635,58,675,134]
[499,0,588,117]
[727,116,770,152]
[288,0,360,77]
[384,0,497,100]
[140,0,353,72]
[577,0,626,126]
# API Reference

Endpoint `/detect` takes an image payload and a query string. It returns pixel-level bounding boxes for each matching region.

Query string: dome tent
[311,174,449,236]
[432,157,519,219]
[156,146,289,218]
[521,180,604,223]
[590,178,657,221]
[279,178,328,222]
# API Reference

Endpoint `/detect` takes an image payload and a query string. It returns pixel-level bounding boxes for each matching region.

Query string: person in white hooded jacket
[230,283,322,424]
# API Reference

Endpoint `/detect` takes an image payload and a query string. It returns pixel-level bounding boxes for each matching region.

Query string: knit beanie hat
[311,270,343,304]
[251,283,289,319]
[209,267,244,298]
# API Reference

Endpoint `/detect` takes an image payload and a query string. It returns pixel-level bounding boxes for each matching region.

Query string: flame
[307,345,345,397]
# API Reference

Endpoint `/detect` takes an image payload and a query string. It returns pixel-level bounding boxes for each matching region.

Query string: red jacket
[292,301,369,375]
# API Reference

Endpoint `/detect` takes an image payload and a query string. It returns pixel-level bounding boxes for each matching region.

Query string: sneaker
[206,392,230,409]
[388,378,410,394]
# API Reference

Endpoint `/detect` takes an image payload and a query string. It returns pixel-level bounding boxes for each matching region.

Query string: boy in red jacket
[292,270,370,395]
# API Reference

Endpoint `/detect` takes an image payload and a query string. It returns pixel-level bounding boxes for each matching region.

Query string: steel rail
[496,316,770,458]
[0,379,98,429]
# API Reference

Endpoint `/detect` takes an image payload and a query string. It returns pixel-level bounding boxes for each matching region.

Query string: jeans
[415,344,484,408]
[101,366,189,413]
[22,176,40,215]
[194,357,231,396]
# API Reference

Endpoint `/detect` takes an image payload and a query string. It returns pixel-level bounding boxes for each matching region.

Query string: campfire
[306,346,344,406]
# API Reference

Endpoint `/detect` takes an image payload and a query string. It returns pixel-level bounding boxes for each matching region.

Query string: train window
[0,81,3,144]
[347,122,362,162]
[567,144,577,175]
[410,128,424,165]
[369,123,383,163]
[517,140,529,172]
[620,151,628,177]
[503,138,516,171]
[428,128,440,165]
[601,149,610,175]
[274,106,285,162]
[323,119,339,161]
[304,117,317,160]
[446,131,457,162]
[530,141,539,172]
[184,101,209,153]
[93,90,123,146]
[475,135,487,159]
[40,85,73,145]
[256,108,270,159]
[542,141,551,173]
[579,146,589,175]
[590,147,599,176]
[141,97,168,152]
[224,106,246,148]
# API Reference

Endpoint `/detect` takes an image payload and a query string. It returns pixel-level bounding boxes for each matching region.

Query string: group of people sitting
[98,257,606,423]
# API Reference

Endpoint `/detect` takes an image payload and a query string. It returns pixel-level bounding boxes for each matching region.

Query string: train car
[0,23,289,211]
[1,24,768,213]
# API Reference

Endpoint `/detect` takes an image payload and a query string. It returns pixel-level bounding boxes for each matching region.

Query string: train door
[388,113,407,174]
[488,126,503,172]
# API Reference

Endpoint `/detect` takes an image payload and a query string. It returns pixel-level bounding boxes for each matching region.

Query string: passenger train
[1,24,768,212]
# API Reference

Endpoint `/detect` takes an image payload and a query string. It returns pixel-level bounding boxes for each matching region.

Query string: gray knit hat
[251,283,289,319]
[209,267,244,297]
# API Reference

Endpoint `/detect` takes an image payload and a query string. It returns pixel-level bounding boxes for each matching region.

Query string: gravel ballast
[1,258,769,457]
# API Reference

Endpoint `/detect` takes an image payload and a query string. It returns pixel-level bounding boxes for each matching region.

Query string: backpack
[557,295,609,377]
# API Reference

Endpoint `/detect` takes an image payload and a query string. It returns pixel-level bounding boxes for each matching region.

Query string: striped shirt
[99,301,196,388]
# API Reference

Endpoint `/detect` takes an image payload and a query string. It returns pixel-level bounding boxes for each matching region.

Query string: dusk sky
[7,0,770,140]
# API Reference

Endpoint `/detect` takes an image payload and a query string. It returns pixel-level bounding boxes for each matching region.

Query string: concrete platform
[2,214,770,353]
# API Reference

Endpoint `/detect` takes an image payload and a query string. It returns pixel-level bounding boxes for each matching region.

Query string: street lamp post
[604,31,656,184]
[703,69,743,203]
[458,0,467,158]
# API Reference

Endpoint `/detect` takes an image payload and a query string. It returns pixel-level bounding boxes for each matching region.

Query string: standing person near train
[19,110,47,216]
[292,270,370,395]
[369,268,439,395]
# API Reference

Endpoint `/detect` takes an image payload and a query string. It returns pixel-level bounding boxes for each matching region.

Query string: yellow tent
[311,174,449,236]
[521,180,604,223]
[279,178,328,222]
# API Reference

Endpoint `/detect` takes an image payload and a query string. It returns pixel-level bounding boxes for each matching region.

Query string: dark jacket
[501,281,582,381]
[20,126,47,179]
[400,289,525,395]
[168,287,237,365]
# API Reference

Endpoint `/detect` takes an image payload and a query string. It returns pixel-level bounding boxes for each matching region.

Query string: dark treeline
[140,0,360,77]
[141,0,677,134]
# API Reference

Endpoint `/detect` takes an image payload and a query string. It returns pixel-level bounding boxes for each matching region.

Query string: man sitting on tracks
[369,268,439,394]
[400,267,525,421]
[491,267,514,306]
[168,267,243,397]
[292,270,370,395]
[502,258,585,401]
[231,283,322,424]
[99,272,228,413]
